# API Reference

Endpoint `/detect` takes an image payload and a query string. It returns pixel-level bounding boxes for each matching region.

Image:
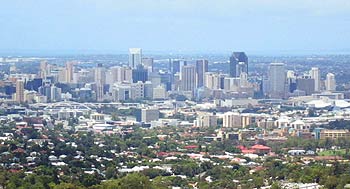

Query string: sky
[1,0,350,55]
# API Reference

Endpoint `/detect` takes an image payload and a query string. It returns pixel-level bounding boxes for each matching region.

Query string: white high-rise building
[310,67,320,92]
[268,63,286,98]
[129,48,142,69]
[195,114,217,127]
[50,85,62,102]
[117,66,132,83]
[325,73,336,91]
[223,112,241,128]
[131,81,144,99]
[108,66,133,84]
[153,85,167,99]
[181,65,196,91]
[204,72,221,90]
[223,77,240,92]
[111,84,132,101]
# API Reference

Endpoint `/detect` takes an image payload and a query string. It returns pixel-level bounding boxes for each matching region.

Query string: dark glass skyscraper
[132,65,148,83]
[171,60,187,74]
[196,59,208,87]
[229,52,248,77]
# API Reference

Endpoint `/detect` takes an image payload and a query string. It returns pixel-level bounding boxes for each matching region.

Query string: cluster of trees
[268,137,350,157]
[0,170,188,189]
[2,159,350,189]
[260,158,350,189]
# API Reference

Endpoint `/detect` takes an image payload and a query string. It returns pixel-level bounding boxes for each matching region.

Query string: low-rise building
[319,129,350,140]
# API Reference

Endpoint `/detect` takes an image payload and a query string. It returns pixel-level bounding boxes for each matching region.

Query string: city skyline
[1,0,350,55]
[1,1,350,188]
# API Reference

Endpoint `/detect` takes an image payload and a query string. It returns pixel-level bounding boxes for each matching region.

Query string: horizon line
[1,48,350,57]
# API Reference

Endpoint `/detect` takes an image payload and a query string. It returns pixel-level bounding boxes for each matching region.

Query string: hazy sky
[1,0,350,55]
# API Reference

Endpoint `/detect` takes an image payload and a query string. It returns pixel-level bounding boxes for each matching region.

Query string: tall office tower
[268,63,286,98]
[325,73,336,91]
[109,66,131,84]
[105,69,114,85]
[286,70,297,93]
[39,61,48,79]
[50,85,62,102]
[296,76,315,95]
[229,52,248,77]
[58,68,67,83]
[16,79,25,103]
[65,61,74,83]
[149,73,161,87]
[181,65,196,91]
[129,48,142,69]
[131,81,145,99]
[159,73,172,91]
[115,66,132,83]
[196,59,209,87]
[204,72,221,90]
[142,57,154,73]
[153,85,167,99]
[168,59,172,73]
[310,67,321,92]
[144,81,153,99]
[95,63,105,101]
[132,65,148,83]
[172,60,187,74]
[223,77,241,92]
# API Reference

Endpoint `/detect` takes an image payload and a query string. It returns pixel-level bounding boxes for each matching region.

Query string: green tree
[270,182,282,189]
[117,173,152,189]
[80,173,101,187]
[52,183,85,189]
[105,167,117,179]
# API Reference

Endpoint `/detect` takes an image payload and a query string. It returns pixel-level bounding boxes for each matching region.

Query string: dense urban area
[1,51,350,188]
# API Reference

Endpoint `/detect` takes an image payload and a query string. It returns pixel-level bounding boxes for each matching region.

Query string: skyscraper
[196,59,208,87]
[204,72,221,90]
[172,60,187,74]
[310,67,320,92]
[16,79,24,103]
[296,76,315,95]
[129,48,142,69]
[50,85,62,102]
[229,52,248,77]
[39,61,48,79]
[325,73,336,91]
[181,65,196,91]
[95,63,105,101]
[132,65,148,83]
[65,61,74,83]
[142,57,154,73]
[268,63,286,98]
[110,66,132,83]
